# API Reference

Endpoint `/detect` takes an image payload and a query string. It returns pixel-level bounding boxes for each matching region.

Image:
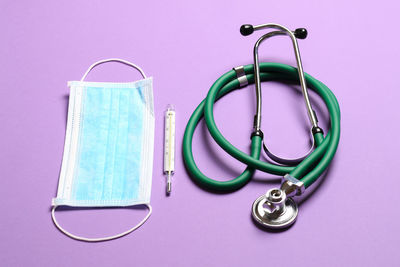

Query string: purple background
[1,1,399,266]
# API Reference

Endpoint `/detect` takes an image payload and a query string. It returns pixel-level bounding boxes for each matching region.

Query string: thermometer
[164,105,175,194]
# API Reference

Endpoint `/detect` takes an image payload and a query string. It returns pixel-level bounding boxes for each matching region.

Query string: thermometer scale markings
[164,105,175,194]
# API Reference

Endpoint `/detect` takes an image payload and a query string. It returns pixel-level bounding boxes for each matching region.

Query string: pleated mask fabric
[51,59,154,242]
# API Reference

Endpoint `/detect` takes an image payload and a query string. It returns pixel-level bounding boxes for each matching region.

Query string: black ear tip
[240,24,254,36]
[294,28,308,39]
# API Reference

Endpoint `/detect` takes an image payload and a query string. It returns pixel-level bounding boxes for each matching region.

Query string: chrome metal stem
[251,23,318,130]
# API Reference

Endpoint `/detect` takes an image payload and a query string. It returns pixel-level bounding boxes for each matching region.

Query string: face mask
[51,59,154,242]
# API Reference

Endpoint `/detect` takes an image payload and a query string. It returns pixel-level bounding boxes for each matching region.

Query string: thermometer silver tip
[167,181,171,194]
[166,173,172,195]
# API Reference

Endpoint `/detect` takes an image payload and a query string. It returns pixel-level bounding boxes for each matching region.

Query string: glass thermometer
[164,105,175,195]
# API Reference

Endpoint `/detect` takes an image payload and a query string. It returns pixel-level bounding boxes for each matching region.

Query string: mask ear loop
[80,58,147,81]
[52,58,151,242]
[51,204,152,242]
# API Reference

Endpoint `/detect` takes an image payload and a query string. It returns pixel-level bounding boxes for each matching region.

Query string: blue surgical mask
[51,59,154,242]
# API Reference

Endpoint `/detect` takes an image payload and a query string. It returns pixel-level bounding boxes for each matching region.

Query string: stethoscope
[183,22,340,229]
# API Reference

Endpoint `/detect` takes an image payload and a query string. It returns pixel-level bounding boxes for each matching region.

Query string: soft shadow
[251,176,282,184]
[52,94,70,196]
[296,155,337,206]
[263,79,330,136]
[250,213,297,233]
[201,120,245,178]
[62,94,69,124]
[182,157,246,195]
[182,130,245,195]
[181,102,252,194]
[49,205,149,212]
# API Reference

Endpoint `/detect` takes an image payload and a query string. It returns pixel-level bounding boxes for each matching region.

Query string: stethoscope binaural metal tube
[242,23,319,132]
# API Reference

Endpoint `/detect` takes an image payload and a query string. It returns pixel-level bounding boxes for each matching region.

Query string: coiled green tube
[183,62,340,192]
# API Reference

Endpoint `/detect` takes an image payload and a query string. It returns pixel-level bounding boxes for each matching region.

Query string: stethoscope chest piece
[252,188,298,229]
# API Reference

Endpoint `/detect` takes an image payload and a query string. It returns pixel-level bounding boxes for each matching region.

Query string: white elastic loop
[80,58,146,82]
[51,204,152,242]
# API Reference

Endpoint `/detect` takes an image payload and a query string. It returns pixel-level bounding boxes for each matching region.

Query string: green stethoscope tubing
[183,62,340,192]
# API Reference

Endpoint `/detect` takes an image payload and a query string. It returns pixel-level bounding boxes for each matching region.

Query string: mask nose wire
[242,23,319,132]
[80,58,147,82]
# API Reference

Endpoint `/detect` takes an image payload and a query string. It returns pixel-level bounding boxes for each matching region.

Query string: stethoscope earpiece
[241,24,308,39]
[240,24,254,36]
[294,28,308,39]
